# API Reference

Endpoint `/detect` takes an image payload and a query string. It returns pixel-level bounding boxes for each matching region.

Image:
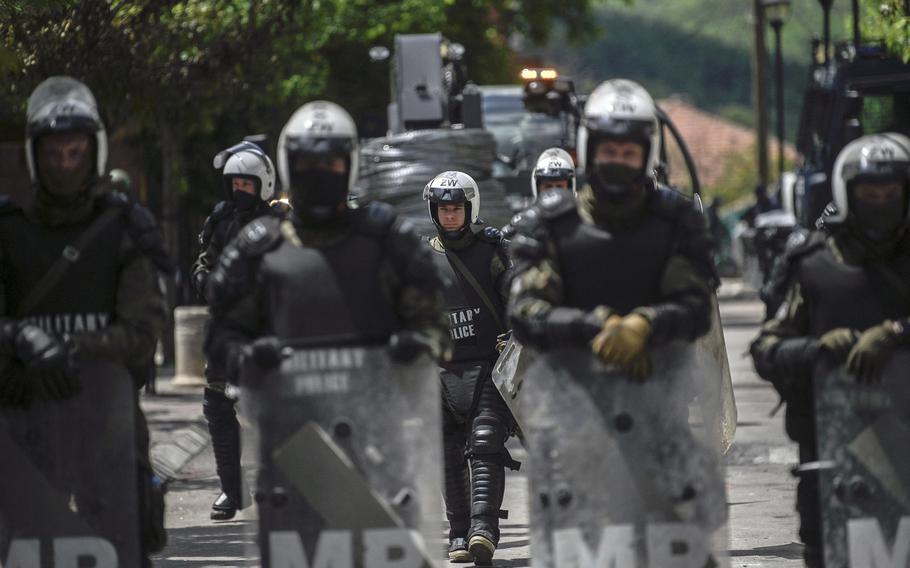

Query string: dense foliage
[0,0,605,276]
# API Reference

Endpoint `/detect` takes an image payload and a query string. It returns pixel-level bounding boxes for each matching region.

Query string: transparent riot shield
[692,297,738,454]
[241,346,443,568]
[491,337,535,441]
[522,344,729,568]
[812,350,910,568]
[495,295,737,455]
[0,362,140,568]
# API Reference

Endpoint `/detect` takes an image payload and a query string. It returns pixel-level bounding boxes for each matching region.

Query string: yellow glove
[591,313,653,380]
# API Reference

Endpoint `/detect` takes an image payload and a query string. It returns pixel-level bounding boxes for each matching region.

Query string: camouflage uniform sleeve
[750,278,818,392]
[491,239,513,308]
[508,235,608,350]
[383,219,452,360]
[70,251,167,364]
[633,253,713,346]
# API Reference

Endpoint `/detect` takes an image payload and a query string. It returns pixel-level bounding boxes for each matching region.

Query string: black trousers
[440,363,514,544]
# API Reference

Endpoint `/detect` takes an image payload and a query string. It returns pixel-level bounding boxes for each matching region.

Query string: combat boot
[448,537,473,563]
[210,490,250,521]
[467,531,496,566]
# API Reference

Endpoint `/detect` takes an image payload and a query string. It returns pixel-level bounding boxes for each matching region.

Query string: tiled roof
[659,96,797,188]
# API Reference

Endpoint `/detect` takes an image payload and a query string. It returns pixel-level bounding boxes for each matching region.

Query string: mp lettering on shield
[449,308,480,344]
[2,537,118,568]
[269,529,429,568]
[847,517,910,568]
[283,348,366,396]
[553,523,710,568]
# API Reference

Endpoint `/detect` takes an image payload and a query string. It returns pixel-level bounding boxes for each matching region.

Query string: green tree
[859,0,910,61]
[0,0,602,281]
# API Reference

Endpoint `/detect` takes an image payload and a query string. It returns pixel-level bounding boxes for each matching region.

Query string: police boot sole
[449,549,474,563]
[210,507,238,521]
[468,535,495,566]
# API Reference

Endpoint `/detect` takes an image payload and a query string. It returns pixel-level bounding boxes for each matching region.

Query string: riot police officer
[509,78,716,375]
[422,171,516,564]
[193,141,284,520]
[502,148,576,240]
[530,147,576,197]
[751,133,910,568]
[203,97,449,438]
[0,76,170,566]
[204,102,450,565]
[506,79,723,568]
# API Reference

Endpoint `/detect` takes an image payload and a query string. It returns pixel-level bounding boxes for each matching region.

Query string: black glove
[14,325,79,400]
[544,307,608,347]
[388,331,434,363]
[245,336,284,372]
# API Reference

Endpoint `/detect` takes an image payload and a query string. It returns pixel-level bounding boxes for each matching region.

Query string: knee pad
[470,414,508,456]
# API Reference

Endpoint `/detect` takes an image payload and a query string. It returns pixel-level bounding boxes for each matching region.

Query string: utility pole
[753,0,770,189]
[773,19,786,180]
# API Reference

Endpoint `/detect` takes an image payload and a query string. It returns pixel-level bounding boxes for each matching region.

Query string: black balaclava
[588,136,650,205]
[848,182,908,243]
[229,175,262,212]
[232,190,260,212]
[289,159,349,223]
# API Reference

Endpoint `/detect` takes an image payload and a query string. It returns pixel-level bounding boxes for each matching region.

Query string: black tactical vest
[428,237,505,364]
[550,209,675,314]
[261,229,400,345]
[798,244,910,335]
[0,208,123,334]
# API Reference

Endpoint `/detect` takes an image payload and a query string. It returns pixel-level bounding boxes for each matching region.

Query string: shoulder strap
[444,249,508,333]
[16,207,122,318]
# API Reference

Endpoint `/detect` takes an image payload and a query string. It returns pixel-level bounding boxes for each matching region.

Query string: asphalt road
[146,294,805,567]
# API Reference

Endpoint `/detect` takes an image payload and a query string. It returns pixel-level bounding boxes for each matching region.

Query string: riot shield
[491,336,535,441]
[0,362,140,568]
[692,297,738,454]
[493,297,737,454]
[241,346,443,568]
[812,350,910,568]
[522,343,729,568]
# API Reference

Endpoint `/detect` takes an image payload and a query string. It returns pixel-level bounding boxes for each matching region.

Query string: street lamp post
[764,0,791,181]
[752,0,770,190]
